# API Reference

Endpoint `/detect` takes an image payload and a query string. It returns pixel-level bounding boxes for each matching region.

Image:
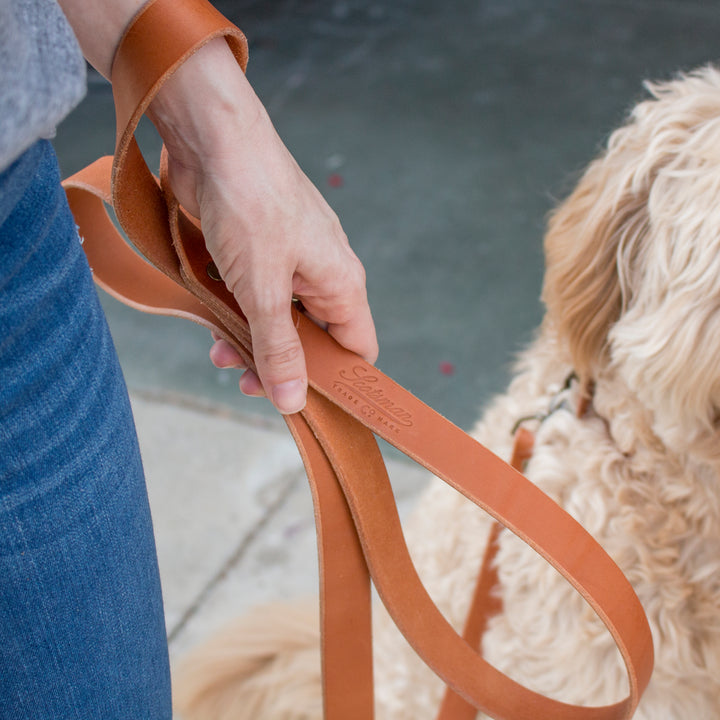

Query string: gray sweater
[0,0,86,172]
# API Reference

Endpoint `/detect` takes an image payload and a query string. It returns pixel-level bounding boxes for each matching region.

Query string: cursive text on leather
[333,366,413,433]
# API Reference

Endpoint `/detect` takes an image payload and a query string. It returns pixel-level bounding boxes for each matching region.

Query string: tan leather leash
[62,1,654,717]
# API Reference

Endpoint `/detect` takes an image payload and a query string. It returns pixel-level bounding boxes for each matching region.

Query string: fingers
[205,221,376,415]
[237,369,264,398]
[209,223,376,415]
[296,250,379,366]
[209,337,265,399]
[211,298,377,415]
[209,337,246,368]
[205,235,311,414]
[327,301,379,365]
[210,276,377,416]
[235,284,309,415]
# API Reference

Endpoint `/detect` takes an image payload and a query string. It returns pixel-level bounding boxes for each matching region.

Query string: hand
[148,38,378,414]
[207,331,261,396]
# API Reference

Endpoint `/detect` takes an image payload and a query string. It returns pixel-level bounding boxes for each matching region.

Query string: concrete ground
[53,0,720,695]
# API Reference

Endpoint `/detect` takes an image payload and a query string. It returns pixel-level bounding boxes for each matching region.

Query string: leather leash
[62,1,654,717]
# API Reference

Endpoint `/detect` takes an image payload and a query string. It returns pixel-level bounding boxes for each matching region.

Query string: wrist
[59,0,147,78]
[147,37,264,168]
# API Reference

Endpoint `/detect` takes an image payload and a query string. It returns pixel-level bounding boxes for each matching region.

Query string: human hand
[148,38,378,413]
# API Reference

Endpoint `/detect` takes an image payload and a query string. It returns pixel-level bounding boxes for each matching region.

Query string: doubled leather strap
[436,428,535,720]
[63,1,654,717]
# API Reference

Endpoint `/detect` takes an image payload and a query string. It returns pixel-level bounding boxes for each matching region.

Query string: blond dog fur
[174,66,720,720]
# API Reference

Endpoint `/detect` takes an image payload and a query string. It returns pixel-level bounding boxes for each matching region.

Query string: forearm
[58,0,260,162]
[58,0,146,79]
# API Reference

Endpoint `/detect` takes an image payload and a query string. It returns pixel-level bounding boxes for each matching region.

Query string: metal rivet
[206,260,222,281]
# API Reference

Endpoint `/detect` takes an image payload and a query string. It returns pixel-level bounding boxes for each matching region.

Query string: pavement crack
[167,468,303,646]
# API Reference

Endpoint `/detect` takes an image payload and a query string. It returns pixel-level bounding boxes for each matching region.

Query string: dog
[173,66,720,720]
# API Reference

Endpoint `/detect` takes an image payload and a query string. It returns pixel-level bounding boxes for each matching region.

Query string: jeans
[0,141,171,718]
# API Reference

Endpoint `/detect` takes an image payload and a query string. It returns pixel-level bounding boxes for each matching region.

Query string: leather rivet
[206,260,222,281]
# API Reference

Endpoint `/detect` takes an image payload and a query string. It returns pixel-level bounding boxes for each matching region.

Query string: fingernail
[238,370,265,398]
[238,382,266,399]
[272,379,307,414]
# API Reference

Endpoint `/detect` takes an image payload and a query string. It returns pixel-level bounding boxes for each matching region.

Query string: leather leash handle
[63,1,654,718]
[65,161,377,719]
[112,2,377,714]
[66,166,654,720]
[436,427,534,720]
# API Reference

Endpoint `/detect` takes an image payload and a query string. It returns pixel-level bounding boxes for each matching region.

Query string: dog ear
[542,65,720,386]
[540,145,649,386]
[543,65,720,452]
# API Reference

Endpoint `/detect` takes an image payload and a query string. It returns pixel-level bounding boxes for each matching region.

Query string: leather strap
[62,1,654,717]
[436,427,535,720]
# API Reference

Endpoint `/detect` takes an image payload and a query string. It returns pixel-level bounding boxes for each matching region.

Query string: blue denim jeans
[0,141,171,718]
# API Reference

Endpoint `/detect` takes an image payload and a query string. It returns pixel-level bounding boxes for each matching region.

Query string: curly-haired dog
[174,66,720,720]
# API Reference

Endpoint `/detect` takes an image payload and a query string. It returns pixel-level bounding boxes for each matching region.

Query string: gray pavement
[130,391,427,668]
[52,0,720,687]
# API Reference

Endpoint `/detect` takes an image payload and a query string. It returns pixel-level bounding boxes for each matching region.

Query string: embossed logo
[332,366,413,433]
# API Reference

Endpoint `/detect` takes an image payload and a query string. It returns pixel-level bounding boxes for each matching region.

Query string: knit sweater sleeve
[0,0,86,172]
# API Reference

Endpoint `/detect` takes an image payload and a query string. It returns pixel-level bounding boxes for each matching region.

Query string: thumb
[245,307,308,415]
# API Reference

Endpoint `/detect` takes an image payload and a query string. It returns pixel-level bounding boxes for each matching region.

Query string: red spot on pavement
[327,173,344,188]
[439,361,455,376]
